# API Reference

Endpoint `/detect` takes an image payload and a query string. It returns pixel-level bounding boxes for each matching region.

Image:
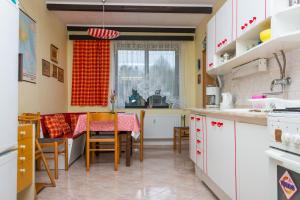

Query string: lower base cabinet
[206,117,236,200]
[236,122,270,200]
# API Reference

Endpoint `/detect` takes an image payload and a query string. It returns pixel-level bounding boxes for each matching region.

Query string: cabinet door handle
[196,140,201,144]
[211,121,217,126]
[241,26,245,30]
[197,150,201,155]
[253,16,257,21]
[249,19,253,24]
[196,128,201,132]
[244,23,248,27]
[217,122,224,127]
[191,117,195,120]
[196,117,201,121]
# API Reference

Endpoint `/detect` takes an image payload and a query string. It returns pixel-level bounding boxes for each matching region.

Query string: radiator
[144,114,181,139]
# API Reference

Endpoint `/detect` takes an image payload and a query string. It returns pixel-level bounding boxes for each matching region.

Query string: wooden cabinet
[206,117,236,200]
[236,0,266,37]
[17,125,33,193]
[236,123,270,200]
[195,115,206,172]
[215,0,236,51]
[189,114,196,163]
[206,16,216,70]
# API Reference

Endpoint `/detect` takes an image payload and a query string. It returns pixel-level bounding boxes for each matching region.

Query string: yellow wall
[18,0,68,114]
[195,0,226,108]
[66,40,196,114]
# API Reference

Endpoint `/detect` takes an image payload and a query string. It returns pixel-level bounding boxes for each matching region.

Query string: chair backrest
[140,110,145,134]
[86,112,118,140]
[18,112,41,139]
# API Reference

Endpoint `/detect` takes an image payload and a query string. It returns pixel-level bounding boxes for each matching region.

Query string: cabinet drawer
[17,156,32,193]
[18,125,33,141]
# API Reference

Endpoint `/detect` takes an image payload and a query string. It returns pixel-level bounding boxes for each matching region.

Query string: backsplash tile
[222,48,300,106]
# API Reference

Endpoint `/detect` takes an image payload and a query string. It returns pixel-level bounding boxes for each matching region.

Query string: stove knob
[282,133,292,144]
[293,135,300,145]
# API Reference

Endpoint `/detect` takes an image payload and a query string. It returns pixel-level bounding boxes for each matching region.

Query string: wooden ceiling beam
[47,4,212,14]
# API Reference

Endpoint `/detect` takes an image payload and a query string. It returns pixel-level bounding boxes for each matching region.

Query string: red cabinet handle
[209,63,213,67]
[253,16,257,21]
[211,121,217,126]
[196,128,201,132]
[191,117,194,120]
[196,117,201,121]
[197,150,201,155]
[196,139,201,144]
[241,26,245,30]
[244,23,248,27]
[249,19,253,24]
[217,122,224,127]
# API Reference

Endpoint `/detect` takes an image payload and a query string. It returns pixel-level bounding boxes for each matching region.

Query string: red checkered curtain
[71,40,110,106]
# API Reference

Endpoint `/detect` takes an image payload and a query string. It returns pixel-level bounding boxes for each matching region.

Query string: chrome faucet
[270,50,291,92]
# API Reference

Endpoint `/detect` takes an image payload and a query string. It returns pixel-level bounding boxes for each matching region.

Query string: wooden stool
[173,127,189,153]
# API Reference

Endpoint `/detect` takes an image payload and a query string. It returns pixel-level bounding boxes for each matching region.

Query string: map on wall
[19,10,36,83]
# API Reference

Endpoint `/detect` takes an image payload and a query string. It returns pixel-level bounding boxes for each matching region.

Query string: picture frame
[57,67,64,83]
[50,44,59,63]
[52,64,58,78]
[197,74,201,84]
[42,59,50,77]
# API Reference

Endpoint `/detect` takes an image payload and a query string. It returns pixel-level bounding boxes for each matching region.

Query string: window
[114,41,180,108]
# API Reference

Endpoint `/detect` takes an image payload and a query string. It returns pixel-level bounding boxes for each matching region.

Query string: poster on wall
[19,10,36,83]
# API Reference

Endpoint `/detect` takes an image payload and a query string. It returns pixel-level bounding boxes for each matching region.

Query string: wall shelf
[207,4,300,76]
[208,31,300,75]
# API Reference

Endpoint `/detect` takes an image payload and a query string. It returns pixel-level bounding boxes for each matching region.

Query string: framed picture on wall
[50,44,59,63]
[42,59,50,77]
[52,64,58,78]
[57,67,64,83]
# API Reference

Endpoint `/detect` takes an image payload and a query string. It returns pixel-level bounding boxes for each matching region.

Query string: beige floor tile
[37,148,216,200]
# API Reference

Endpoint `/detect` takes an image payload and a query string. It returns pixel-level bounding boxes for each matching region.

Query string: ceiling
[46,0,216,27]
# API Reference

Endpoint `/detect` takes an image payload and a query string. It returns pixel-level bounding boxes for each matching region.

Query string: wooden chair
[18,114,56,194]
[173,115,189,153]
[21,113,68,180]
[86,112,119,171]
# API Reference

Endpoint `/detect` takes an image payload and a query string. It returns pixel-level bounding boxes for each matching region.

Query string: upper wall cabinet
[236,0,265,38]
[206,16,216,70]
[237,0,289,38]
[216,0,236,52]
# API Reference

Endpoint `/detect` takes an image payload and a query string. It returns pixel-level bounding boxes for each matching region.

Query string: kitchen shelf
[207,31,300,75]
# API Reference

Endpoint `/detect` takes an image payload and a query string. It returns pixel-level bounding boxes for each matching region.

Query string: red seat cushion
[44,116,63,138]
[55,114,72,135]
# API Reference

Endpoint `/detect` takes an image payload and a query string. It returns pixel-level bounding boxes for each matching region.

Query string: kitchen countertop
[186,108,268,126]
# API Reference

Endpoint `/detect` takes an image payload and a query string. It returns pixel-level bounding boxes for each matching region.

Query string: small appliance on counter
[220,92,233,109]
[206,85,220,108]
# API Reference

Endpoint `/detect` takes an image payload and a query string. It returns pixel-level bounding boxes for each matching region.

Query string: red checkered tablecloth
[73,113,140,139]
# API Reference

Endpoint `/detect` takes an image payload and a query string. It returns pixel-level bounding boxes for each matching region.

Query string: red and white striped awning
[87,28,120,39]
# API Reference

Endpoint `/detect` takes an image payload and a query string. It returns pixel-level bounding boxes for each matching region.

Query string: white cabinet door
[207,117,236,200]
[195,115,205,172]
[237,0,265,37]
[206,16,216,70]
[236,123,270,200]
[189,114,196,163]
[216,0,235,51]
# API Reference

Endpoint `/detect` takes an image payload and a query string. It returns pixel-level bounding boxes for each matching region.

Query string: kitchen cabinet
[189,114,196,163]
[236,123,270,200]
[206,16,216,70]
[215,0,236,51]
[206,117,236,200]
[236,0,266,37]
[195,115,206,172]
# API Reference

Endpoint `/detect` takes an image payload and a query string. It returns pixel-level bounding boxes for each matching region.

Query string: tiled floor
[37,147,217,200]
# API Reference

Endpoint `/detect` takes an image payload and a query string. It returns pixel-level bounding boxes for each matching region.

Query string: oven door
[266,148,300,200]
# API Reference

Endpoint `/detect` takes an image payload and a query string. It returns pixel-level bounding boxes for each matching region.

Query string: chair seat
[38,138,65,143]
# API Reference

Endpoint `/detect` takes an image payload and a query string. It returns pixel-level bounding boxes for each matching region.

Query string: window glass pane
[117,50,145,107]
[149,50,178,103]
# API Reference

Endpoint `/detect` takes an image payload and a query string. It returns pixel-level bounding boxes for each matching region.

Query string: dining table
[73,112,140,166]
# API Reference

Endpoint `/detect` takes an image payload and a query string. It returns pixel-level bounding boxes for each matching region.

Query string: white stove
[267,108,300,200]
